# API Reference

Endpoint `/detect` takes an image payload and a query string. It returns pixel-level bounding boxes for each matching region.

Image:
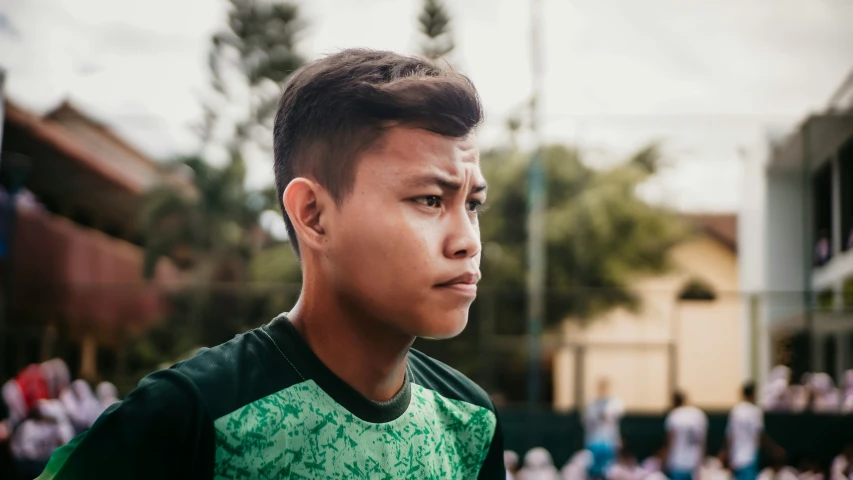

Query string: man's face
[323,126,486,339]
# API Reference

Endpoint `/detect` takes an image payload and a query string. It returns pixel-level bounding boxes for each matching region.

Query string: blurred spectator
[584,378,625,480]
[506,450,520,480]
[809,373,841,413]
[40,359,70,400]
[847,224,853,251]
[815,232,831,266]
[723,382,763,480]
[14,364,49,414]
[605,447,645,480]
[1,379,28,434]
[787,373,812,413]
[60,380,101,434]
[562,449,592,480]
[9,399,75,479]
[665,391,708,480]
[758,450,798,480]
[830,442,853,480]
[518,447,560,480]
[842,372,853,414]
[641,444,666,475]
[761,366,791,412]
[798,458,825,480]
[699,457,730,480]
[95,382,120,415]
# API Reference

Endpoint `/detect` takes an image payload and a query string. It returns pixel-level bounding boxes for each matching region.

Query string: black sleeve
[38,369,214,480]
[478,407,506,480]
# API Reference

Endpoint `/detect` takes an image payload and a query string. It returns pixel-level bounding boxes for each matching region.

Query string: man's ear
[282,177,331,253]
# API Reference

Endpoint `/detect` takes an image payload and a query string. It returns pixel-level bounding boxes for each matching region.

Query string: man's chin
[414,315,469,340]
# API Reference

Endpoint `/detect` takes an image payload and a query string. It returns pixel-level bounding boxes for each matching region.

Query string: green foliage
[418,0,455,61]
[479,143,687,327]
[140,154,270,278]
[817,289,835,311]
[204,0,305,149]
[845,277,853,310]
[135,2,307,379]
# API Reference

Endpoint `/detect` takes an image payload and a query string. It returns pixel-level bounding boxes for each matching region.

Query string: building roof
[682,213,738,252]
[45,100,160,170]
[5,100,144,194]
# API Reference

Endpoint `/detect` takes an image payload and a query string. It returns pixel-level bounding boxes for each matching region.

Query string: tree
[203,0,306,152]
[418,0,455,61]
[478,143,688,330]
[132,1,307,377]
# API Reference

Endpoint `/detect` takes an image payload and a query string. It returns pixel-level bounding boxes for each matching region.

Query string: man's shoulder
[407,348,495,412]
[164,326,303,419]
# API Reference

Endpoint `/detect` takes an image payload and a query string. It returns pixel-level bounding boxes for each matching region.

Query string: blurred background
[0,0,852,476]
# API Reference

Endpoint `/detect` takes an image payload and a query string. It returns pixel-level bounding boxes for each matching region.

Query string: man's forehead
[377,126,478,158]
[359,126,483,182]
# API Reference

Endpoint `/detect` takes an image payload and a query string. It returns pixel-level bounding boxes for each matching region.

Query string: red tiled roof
[682,213,738,251]
[5,100,144,194]
[45,100,160,169]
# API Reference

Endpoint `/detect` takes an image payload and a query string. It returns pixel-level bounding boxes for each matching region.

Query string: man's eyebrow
[406,174,488,193]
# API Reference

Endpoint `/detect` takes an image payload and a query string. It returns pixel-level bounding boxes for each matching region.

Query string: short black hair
[742,381,756,399]
[673,391,686,407]
[273,48,483,257]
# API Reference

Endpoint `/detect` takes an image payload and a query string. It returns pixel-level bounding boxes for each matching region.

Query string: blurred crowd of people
[505,444,853,480]
[0,359,120,478]
[761,366,853,413]
[504,375,853,480]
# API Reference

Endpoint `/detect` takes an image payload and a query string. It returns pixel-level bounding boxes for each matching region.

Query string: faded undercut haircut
[273,48,483,258]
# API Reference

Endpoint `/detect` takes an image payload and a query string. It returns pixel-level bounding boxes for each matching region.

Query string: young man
[664,391,708,480]
[584,378,625,480]
[722,382,764,480]
[38,48,504,479]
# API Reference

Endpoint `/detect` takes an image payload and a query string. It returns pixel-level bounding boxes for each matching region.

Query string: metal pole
[526,0,547,409]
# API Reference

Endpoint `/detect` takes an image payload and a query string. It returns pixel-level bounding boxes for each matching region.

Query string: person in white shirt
[664,391,708,480]
[584,378,625,480]
[722,382,764,480]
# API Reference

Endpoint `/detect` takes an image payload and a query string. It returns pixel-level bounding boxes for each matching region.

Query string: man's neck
[287,291,414,403]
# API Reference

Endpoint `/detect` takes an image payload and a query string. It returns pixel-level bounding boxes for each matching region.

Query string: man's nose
[443,209,481,260]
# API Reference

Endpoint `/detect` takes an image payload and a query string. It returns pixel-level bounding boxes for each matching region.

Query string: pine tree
[203,0,306,151]
[418,0,455,61]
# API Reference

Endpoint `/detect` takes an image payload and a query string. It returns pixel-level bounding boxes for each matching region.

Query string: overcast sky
[1,0,852,212]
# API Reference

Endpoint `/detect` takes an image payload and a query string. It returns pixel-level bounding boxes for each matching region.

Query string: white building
[740,70,853,386]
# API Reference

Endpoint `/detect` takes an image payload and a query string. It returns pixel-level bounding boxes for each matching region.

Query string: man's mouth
[435,272,480,287]
[434,272,480,297]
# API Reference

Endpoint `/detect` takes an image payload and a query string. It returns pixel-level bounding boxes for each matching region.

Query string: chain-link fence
[5,283,852,413]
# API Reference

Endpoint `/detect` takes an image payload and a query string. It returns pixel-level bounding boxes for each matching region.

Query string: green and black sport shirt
[39,315,505,479]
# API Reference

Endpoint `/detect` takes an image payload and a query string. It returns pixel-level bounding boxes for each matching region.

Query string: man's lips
[436,272,480,288]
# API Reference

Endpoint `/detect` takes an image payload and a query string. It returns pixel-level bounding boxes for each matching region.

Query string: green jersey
[39,315,504,479]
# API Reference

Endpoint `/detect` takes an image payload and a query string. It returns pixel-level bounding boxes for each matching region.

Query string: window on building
[677,278,717,301]
[840,137,853,252]
[813,163,834,266]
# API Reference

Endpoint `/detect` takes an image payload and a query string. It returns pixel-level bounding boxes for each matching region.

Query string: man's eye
[417,196,442,208]
[468,200,489,215]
